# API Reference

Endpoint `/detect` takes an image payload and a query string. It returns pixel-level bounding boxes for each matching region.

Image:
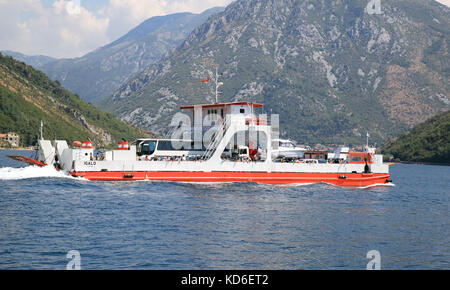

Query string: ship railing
[201,118,230,160]
[201,119,227,160]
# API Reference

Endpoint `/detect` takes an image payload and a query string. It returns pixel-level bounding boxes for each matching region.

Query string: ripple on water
[0,151,449,269]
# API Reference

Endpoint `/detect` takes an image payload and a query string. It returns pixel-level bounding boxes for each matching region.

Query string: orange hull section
[70,171,391,187]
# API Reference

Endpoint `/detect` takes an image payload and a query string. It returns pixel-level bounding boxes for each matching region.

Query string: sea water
[0,150,448,269]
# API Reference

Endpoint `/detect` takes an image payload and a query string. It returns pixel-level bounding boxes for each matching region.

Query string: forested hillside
[382,110,450,163]
[0,53,151,147]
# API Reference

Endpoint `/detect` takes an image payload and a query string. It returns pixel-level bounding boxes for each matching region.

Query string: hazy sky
[0,0,449,58]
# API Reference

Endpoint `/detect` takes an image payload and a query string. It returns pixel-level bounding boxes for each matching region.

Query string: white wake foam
[272,183,315,188]
[0,166,74,180]
[358,183,396,189]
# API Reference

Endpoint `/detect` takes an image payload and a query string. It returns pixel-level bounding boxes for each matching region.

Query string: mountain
[382,110,450,163]
[1,50,56,68]
[37,7,224,105]
[0,53,150,147]
[104,0,450,146]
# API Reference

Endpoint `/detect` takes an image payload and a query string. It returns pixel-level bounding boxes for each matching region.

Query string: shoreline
[0,147,36,151]
[396,161,450,166]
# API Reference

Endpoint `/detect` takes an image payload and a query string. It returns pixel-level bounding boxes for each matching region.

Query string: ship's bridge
[176,102,268,158]
[180,102,264,126]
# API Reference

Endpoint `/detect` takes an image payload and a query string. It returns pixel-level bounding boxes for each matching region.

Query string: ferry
[9,100,393,187]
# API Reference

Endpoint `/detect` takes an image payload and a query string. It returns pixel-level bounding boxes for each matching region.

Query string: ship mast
[214,67,223,103]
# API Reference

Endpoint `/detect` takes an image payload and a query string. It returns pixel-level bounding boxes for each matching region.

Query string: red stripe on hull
[70,171,391,187]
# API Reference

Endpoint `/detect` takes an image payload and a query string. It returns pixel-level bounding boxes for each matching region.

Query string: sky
[0,0,449,59]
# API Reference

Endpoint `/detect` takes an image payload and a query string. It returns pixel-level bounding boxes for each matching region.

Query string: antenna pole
[215,67,218,104]
[213,67,224,104]
[40,120,43,140]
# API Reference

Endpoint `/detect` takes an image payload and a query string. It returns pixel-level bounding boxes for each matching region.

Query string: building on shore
[0,132,20,147]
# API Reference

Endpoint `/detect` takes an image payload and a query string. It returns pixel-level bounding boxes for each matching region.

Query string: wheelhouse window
[207,109,219,122]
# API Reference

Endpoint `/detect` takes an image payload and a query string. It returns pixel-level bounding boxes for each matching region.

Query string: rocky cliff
[104,0,449,146]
